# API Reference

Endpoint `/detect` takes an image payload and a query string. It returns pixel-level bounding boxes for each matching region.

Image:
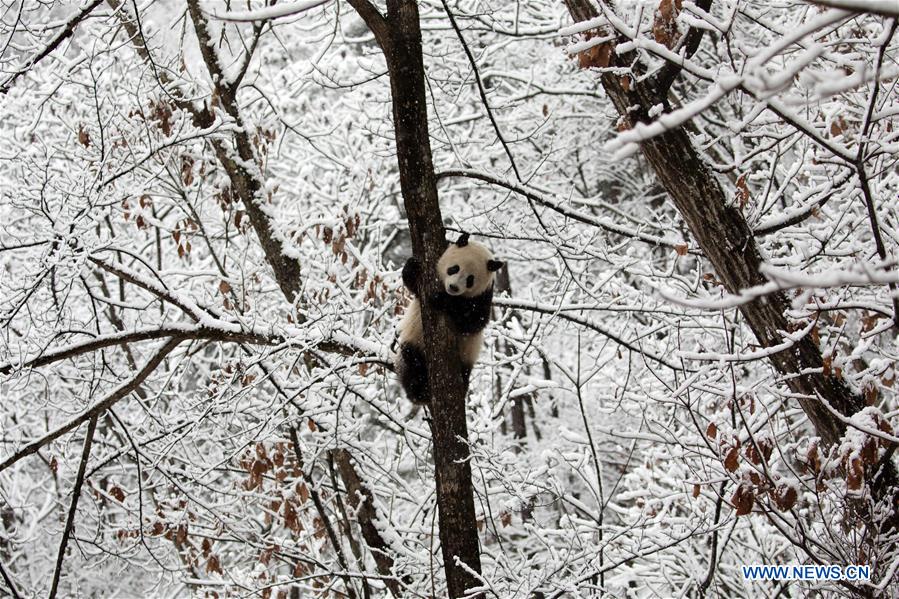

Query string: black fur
[398,342,473,405]
[398,254,492,404]
[430,287,493,335]
[398,344,430,404]
[402,257,423,296]
[402,257,494,335]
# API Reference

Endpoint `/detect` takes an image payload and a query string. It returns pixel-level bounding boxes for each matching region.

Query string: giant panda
[395,233,505,404]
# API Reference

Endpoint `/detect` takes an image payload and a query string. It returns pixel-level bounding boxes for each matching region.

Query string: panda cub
[396,233,504,404]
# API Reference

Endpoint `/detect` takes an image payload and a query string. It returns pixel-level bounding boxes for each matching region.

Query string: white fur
[397,240,496,366]
[398,299,422,347]
[437,241,495,297]
[398,299,484,366]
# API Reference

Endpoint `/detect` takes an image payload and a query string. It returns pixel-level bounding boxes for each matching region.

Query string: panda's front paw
[402,257,422,296]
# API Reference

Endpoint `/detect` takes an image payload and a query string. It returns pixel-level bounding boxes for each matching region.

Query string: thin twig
[288,426,359,599]
[0,338,180,473]
[854,19,899,330]
[47,415,99,599]
[0,0,105,94]
[0,559,23,599]
[440,0,522,183]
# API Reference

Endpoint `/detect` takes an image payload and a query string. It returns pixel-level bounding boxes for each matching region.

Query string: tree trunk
[563,0,897,529]
[345,1,484,596]
[332,449,411,597]
[562,0,862,446]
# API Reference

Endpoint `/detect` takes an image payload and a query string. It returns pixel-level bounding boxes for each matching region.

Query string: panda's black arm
[444,288,493,335]
[402,257,423,296]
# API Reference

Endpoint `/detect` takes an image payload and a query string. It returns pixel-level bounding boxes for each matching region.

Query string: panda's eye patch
[466,275,475,288]
[447,265,460,275]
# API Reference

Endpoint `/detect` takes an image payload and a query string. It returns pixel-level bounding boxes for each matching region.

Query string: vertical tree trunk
[562,0,861,446]
[332,449,411,597]
[346,1,484,596]
[563,0,897,529]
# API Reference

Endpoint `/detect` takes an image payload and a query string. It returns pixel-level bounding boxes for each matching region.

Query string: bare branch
[0,338,180,474]
[212,0,332,22]
[47,415,99,599]
[0,0,105,94]
[438,168,689,250]
[809,0,899,17]
[332,449,411,597]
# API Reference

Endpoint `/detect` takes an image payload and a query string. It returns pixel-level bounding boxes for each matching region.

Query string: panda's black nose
[448,284,459,293]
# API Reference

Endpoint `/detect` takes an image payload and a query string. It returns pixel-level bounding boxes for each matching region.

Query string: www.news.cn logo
[742,565,870,581]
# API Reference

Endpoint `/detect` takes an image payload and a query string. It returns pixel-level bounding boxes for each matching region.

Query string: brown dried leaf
[578,42,613,69]
[706,422,717,440]
[297,483,310,505]
[773,484,797,511]
[78,126,91,148]
[724,446,740,472]
[731,484,754,516]
[847,457,864,491]
[735,174,750,209]
[861,438,878,466]
[175,523,188,546]
[652,0,683,48]
[806,442,822,475]
[109,486,126,503]
[206,554,222,575]
[830,116,847,137]
[313,517,326,539]
[283,500,299,532]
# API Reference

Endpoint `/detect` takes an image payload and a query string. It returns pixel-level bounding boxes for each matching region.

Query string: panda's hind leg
[398,343,430,404]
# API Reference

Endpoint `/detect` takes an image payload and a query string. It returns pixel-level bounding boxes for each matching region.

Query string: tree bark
[382,3,484,596]
[563,0,897,529]
[344,1,484,595]
[563,0,862,447]
[332,449,411,597]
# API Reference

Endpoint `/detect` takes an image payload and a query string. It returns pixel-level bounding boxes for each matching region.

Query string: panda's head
[436,233,504,297]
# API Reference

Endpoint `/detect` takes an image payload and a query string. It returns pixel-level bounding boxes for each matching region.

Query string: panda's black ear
[456,232,470,247]
[487,259,505,272]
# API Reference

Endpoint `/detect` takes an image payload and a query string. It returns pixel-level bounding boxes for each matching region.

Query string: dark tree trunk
[346,1,484,596]
[563,0,898,536]
[562,0,865,448]
[332,449,411,597]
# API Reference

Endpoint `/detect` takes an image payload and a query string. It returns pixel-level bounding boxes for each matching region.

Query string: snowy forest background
[1,0,898,597]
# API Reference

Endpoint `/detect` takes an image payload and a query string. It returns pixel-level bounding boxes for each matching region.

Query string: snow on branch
[659,262,899,311]
[438,169,689,250]
[0,338,181,474]
[211,0,332,22]
[676,319,817,363]
[809,0,899,17]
